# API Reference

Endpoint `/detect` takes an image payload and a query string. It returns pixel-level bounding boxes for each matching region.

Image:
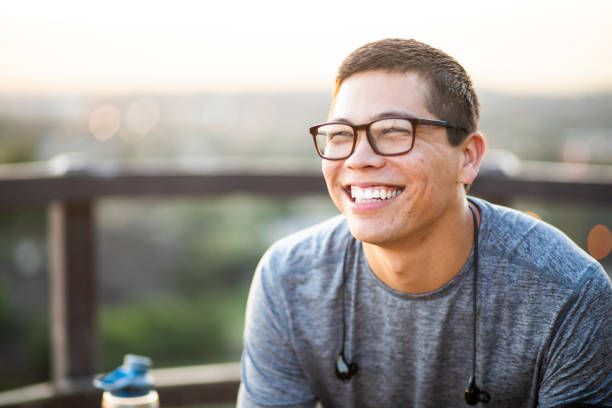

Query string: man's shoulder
[260,214,351,276]
[475,197,605,289]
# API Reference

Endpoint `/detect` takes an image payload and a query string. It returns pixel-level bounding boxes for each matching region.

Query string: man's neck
[362,200,479,294]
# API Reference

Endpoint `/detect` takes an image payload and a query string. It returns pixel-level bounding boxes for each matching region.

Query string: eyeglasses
[309,116,465,160]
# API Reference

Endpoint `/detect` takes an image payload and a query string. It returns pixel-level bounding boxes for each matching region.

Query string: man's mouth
[348,185,404,203]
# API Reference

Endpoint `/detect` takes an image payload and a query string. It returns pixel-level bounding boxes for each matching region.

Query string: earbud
[335,353,358,382]
[465,375,491,405]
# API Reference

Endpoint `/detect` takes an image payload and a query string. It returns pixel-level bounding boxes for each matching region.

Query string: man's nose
[345,131,385,169]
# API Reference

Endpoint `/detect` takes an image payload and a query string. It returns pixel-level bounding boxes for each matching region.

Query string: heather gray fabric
[238,197,612,407]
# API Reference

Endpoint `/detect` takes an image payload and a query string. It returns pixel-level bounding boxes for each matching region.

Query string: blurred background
[1,0,611,404]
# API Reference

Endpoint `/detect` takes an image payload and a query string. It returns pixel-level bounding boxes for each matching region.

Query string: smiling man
[238,39,612,407]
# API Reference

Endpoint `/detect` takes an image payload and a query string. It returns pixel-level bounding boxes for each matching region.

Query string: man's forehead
[330,70,433,122]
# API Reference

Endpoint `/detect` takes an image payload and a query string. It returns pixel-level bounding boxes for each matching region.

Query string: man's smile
[345,185,405,204]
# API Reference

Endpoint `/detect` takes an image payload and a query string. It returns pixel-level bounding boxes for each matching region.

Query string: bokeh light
[125,98,160,135]
[562,139,591,164]
[13,239,43,277]
[587,224,612,260]
[524,211,542,220]
[88,104,121,141]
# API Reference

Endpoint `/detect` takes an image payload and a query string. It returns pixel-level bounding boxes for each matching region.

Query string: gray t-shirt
[238,197,612,407]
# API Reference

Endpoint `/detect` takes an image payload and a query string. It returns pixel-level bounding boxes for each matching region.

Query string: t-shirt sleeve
[237,249,317,408]
[537,264,612,407]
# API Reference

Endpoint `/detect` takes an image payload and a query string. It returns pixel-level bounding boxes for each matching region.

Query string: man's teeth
[350,186,402,203]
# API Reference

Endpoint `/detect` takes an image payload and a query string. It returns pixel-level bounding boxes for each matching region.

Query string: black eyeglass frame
[309,116,466,160]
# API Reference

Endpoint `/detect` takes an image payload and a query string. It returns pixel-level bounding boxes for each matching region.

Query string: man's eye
[376,127,413,140]
[382,127,411,134]
[329,132,353,141]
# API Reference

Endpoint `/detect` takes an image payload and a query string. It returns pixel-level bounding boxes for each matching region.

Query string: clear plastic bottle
[93,354,159,408]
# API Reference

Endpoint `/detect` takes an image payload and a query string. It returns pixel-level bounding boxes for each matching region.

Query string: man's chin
[346,220,390,246]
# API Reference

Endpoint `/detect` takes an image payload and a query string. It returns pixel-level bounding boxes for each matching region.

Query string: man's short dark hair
[333,38,480,146]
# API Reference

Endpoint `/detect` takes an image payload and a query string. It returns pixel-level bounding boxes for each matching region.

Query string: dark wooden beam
[1,159,611,207]
[1,173,327,206]
[48,200,97,388]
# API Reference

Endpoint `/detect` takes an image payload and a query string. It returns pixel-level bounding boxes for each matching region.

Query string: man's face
[322,70,466,248]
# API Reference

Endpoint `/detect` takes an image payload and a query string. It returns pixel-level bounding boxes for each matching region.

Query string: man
[238,38,612,407]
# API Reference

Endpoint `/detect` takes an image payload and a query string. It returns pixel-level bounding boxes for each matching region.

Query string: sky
[1,0,612,96]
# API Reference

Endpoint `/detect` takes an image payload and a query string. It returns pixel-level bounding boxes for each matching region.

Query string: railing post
[48,199,97,389]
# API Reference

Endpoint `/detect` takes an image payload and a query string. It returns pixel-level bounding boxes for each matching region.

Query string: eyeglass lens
[314,118,415,159]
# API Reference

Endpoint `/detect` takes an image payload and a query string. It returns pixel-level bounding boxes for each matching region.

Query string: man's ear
[457,131,486,185]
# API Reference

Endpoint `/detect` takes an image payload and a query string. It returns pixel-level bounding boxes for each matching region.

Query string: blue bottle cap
[93,354,155,397]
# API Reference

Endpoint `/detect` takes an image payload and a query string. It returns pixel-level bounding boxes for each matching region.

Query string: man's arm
[538,264,612,407]
[237,249,317,408]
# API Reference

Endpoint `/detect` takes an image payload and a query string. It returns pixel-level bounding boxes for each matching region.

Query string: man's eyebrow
[330,111,416,124]
[372,111,416,120]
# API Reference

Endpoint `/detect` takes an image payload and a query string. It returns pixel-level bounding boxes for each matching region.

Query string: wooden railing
[0,156,611,408]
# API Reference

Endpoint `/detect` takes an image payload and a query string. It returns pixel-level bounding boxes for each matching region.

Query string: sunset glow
[1,0,612,95]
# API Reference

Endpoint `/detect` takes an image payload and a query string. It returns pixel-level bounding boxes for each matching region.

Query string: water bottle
[93,354,159,408]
